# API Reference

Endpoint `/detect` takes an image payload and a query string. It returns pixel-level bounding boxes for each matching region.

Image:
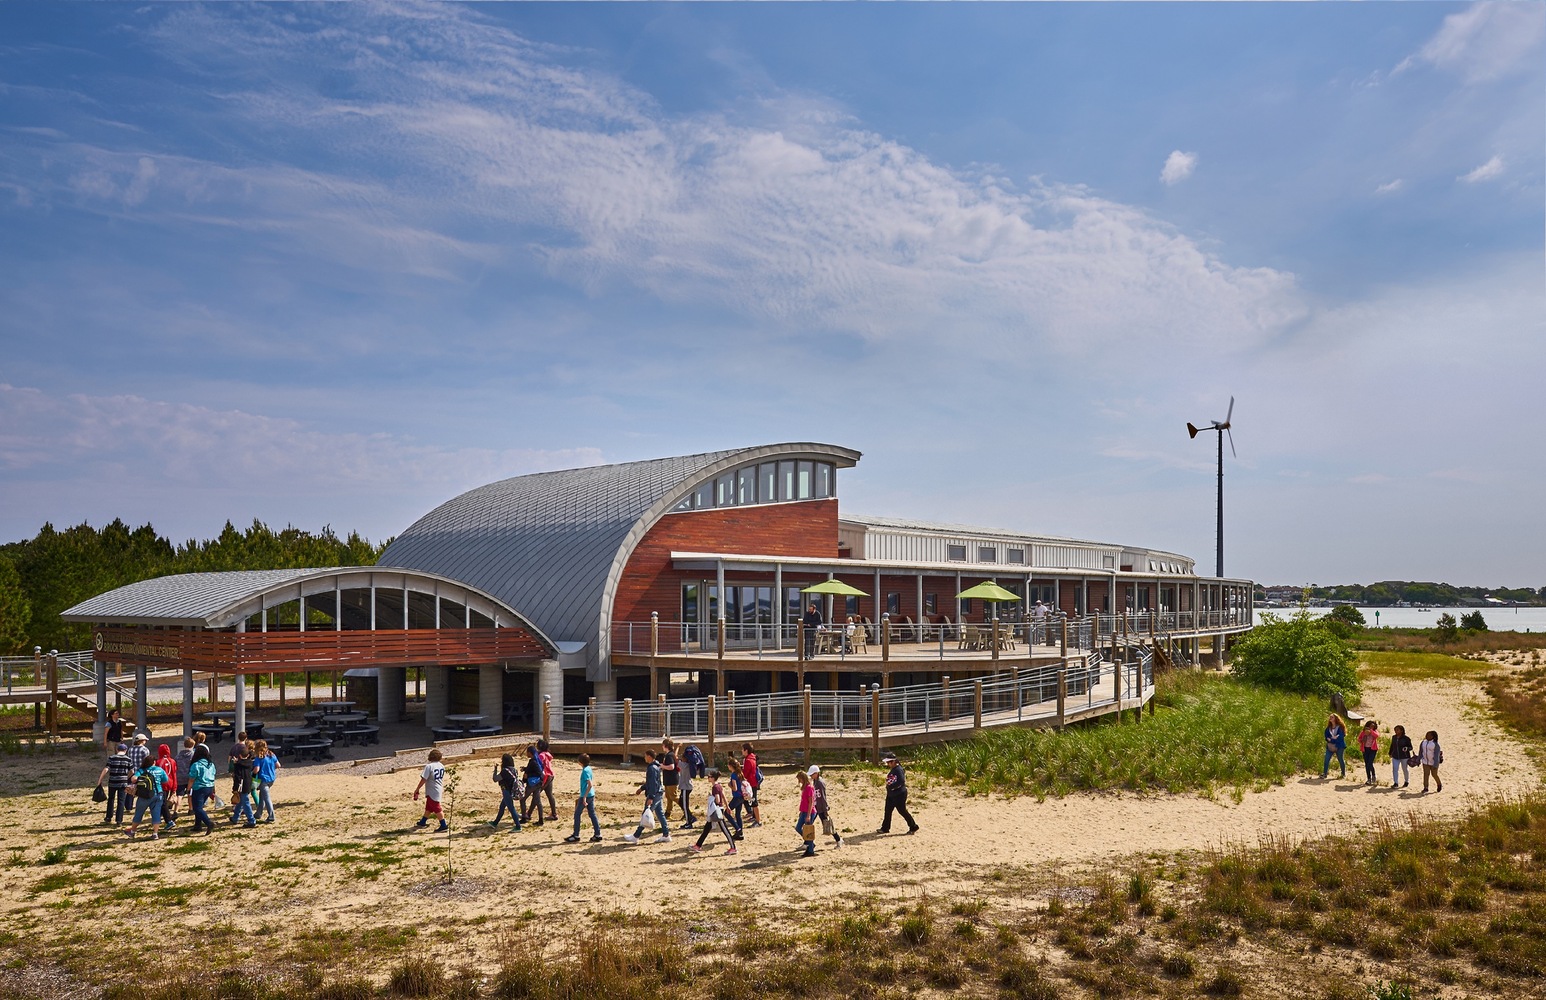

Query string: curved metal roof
[379,443,861,678]
[60,567,557,655]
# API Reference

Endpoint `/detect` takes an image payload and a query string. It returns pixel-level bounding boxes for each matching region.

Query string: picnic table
[444,714,485,730]
[265,726,320,755]
[191,723,228,743]
[317,701,356,715]
[204,711,238,724]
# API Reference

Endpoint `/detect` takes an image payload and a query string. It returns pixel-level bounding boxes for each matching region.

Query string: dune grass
[1486,665,1546,742]
[908,670,1328,800]
[1358,649,1492,681]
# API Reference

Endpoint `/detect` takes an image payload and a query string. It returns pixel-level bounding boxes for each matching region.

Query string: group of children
[1323,714,1445,792]
[413,738,851,858]
[95,727,281,840]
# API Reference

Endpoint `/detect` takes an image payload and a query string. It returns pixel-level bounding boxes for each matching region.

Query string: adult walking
[878,753,918,835]
[623,748,670,844]
[564,753,603,843]
[103,708,125,752]
[97,743,133,826]
[1389,725,1414,788]
[1321,714,1347,780]
[1419,730,1444,794]
[808,765,843,849]
[1357,721,1380,786]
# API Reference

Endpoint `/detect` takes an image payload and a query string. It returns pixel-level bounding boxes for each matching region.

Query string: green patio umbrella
[956,581,1021,603]
[800,579,869,597]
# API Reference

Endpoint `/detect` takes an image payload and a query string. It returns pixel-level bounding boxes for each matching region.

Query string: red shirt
[744,752,759,788]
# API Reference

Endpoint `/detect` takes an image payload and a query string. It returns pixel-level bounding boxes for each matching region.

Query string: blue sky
[1,2,1542,588]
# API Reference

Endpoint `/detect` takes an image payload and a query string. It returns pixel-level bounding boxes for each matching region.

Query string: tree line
[1259,580,1544,607]
[0,519,386,655]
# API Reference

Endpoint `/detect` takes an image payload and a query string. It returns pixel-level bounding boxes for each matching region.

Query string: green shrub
[1231,603,1359,699]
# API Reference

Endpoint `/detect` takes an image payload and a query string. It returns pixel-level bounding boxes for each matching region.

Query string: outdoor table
[317,701,356,715]
[320,712,368,734]
[191,723,227,743]
[243,720,266,738]
[266,726,319,754]
[444,714,485,732]
[205,711,238,724]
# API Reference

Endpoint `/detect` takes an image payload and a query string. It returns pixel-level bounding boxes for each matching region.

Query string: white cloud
[5,6,1298,362]
[1396,1,1546,85]
[1458,154,1504,183]
[1373,179,1404,196]
[1159,150,1198,186]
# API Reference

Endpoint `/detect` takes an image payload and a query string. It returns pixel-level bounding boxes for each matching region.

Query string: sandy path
[4,672,1538,952]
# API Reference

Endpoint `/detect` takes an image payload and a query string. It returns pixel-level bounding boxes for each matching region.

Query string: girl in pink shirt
[1357,721,1380,786]
[795,770,817,857]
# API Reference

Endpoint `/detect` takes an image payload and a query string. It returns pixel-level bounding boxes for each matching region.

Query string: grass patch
[1358,650,1492,681]
[910,670,1326,798]
[1486,664,1546,741]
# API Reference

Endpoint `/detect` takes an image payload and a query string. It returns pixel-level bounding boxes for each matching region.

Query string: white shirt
[421,761,446,801]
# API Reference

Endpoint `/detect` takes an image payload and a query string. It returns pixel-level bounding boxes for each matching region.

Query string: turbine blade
[1225,396,1234,425]
[1187,422,1199,439]
[1227,425,1236,458]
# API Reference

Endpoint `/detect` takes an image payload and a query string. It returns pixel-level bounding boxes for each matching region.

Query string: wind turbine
[1187,397,1235,578]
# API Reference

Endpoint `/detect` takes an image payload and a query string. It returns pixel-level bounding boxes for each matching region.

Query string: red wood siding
[612,500,840,625]
[94,626,549,673]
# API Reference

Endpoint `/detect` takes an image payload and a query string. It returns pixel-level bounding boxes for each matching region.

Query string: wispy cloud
[1458,154,1504,183]
[1374,179,1403,196]
[1160,150,1198,186]
[1395,1,1546,85]
[5,5,1300,362]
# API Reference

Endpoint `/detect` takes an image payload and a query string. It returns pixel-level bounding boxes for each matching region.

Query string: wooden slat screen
[93,627,550,673]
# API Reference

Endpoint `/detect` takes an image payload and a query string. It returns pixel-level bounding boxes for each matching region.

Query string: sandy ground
[2,670,1539,973]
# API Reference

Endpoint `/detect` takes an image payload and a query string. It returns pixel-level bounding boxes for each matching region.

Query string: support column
[425,667,449,730]
[593,678,617,736]
[537,659,563,733]
[135,665,149,734]
[478,664,504,731]
[94,659,108,743]
[233,673,247,737]
[378,667,407,724]
[182,669,195,740]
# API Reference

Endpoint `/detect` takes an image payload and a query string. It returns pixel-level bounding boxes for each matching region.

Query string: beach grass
[907,670,1327,800]
[1358,649,1492,681]
[1486,664,1546,742]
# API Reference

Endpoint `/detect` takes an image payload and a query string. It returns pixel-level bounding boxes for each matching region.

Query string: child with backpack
[741,743,763,827]
[253,739,279,823]
[725,758,749,840]
[689,768,737,855]
[126,756,167,840]
[153,743,179,831]
[520,745,546,825]
[536,739,559,820]
[489,753,522,830]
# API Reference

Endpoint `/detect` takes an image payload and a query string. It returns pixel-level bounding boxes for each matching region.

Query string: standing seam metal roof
[378,444,861,679]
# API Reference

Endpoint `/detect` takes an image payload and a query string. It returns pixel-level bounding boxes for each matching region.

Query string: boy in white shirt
[413,749,448,832]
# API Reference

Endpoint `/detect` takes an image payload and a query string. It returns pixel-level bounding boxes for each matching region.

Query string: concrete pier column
[94,660,108,742]
[233,674,247,737]
[377,667,406,724]
[593,677,617,736]
[537,659,563,733]
[425,667,449,730]
[478,664,504,730]
[134,666,148,733]
[182,669,195,740]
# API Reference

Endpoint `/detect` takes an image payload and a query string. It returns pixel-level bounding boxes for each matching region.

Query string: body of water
[1267,605,1546,632]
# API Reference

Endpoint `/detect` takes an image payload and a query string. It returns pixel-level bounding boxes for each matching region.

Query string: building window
[1103,555,1115,569]
[1006,548,1024,564]
[759,463,776,503]
[886,593,902,615]
[778,461,795,501]
[814,463,833,498]
[960,598,974,616]
[845,595,859,616]
[979,546,997,562]
[948,544,967,561]
[737,466,756,505]
[924,593,938,615]
[796,461,814,499]
[715,473,733,506]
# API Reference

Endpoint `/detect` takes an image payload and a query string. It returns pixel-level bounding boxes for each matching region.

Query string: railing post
[707,694,717,767]
[651,612,659,658]
[803,685,812,763]
[941,675,950,721]
[659,692,668,739]
[1056,668,1067,730]
[622,698,633,764]
[870,684,881,764]
[1015,665,1024,721]
[1113,654,1123,711]
[727,690,736,736]
[881,615,891,662]
[542,694,552,744]
[796,622,805,665]
[586,696,596,742]
[717,617,726,664]
[972,679,982,732]
[991,618,1000,663]
[45,651,59,736]
[1060,617,1068,658]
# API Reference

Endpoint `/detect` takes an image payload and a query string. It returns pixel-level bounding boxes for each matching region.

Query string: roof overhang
[669,551,1226,581]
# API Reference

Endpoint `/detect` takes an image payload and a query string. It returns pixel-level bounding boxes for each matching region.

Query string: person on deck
[803,602,824,658]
